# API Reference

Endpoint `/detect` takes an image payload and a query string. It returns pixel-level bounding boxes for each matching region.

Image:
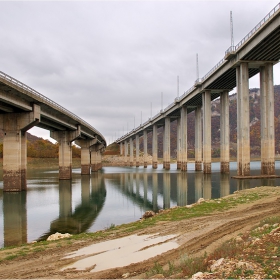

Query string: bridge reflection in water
[1,163,280,247]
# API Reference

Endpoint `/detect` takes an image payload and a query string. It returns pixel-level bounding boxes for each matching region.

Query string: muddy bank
[0,186,279,279]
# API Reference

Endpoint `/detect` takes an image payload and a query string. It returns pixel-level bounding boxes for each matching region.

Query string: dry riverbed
[0,186,280,279]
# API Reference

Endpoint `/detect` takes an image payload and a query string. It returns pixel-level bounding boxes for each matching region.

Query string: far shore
[0,155,278,170]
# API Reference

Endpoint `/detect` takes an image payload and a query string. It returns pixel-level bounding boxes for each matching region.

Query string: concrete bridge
[0,71,106,192]
[116,3,280,176]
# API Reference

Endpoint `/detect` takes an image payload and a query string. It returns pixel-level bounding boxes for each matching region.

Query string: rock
[142,211,155,219]
[47,232,72,241]
[252,237,261,245]
[197,198,205,204]
[192,272,204,279]
[210,258,224,271]
[235,236,243,243]
[122,272,130,278]
[185,204,193,208]
[149,273,164,279]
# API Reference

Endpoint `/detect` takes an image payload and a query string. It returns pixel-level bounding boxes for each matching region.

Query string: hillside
[137,85,280,158]
[0,132,81,158]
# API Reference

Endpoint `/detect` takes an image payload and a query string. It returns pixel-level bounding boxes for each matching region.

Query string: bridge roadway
[0,71,106,192]
[116,3,280,176]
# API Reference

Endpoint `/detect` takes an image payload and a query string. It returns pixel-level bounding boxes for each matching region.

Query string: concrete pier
[163,117,171,170]
[143,130,148,168]
[152,124,158,169]
[50,127,81,180]
[163,125,166,169]
[220,90,230,173]
[129,137,134,166]
[119,142,123,156]
[176,117,181,170]
[180,106,187,171]
[76,139,97,175]
[202,91,211,173]
[91,146,103,172]
[236,63,250,176]
[1,104,40,191]
[124,140,128,166]
[195,107,202,171]
[260,63,275,175]
[136,134,140,167]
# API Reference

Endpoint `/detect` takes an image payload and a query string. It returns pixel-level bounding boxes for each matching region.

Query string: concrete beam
[0,89,33,111]
[42,110,77,130]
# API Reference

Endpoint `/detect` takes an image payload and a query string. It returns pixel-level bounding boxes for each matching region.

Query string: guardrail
[0,71,106,143]
[117,2,280,143]
[235,2,280,53]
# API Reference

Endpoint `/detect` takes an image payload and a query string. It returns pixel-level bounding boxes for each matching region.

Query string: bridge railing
[0,71,106,143]
[117,3,280,143]
[230,2,280,55]
[179,85,195,100]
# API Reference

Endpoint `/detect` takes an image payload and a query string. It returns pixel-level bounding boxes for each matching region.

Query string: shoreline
[0,186,279,279]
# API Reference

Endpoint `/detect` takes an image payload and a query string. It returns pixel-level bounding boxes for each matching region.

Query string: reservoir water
[0,161,280,248]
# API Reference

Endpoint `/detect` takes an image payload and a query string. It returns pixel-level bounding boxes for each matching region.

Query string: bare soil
[0,186,280,279]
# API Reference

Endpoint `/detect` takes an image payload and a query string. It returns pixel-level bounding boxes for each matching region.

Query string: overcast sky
[1,0,280,145]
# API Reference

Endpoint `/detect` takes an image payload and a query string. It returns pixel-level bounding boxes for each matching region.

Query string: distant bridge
[116,3,280,177]
[0,71,106,191]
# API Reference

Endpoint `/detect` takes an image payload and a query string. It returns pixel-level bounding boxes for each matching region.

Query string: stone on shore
[47,232,72,241]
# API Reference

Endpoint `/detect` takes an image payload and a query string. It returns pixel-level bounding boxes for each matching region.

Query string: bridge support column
[203,90,211,173]
[220,90,230,173]
[177,117,181,170]
[50,127,81,180]
[91,145,103,171]
[120,142,123,156]
[0,104,40,191]
[163,125,166,169]
[75,139,97,175]
[124,140,128,166]
[129,137,134,166]
[181,106,188,171]
[136,134,140,167]
[236,63,250,176]
[143,130,148,168]
[152,124,158,169]
[195,106,202,171]
[164,117,171,170]
[260,63,275,175]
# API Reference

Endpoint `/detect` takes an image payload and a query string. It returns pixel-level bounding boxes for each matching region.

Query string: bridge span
[116,3,280,176]
[0,71,106,192]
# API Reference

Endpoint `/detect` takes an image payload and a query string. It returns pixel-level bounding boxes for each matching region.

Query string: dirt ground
[1,186,280,279]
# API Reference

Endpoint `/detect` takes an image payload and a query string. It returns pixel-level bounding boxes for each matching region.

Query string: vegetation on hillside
[138,85,280,158]
[0,133,81,158]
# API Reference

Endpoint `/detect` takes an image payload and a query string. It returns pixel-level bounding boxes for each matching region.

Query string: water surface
[0,161,280,248]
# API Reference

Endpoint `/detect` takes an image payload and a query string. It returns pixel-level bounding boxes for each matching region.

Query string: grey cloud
[1,0,279,143]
